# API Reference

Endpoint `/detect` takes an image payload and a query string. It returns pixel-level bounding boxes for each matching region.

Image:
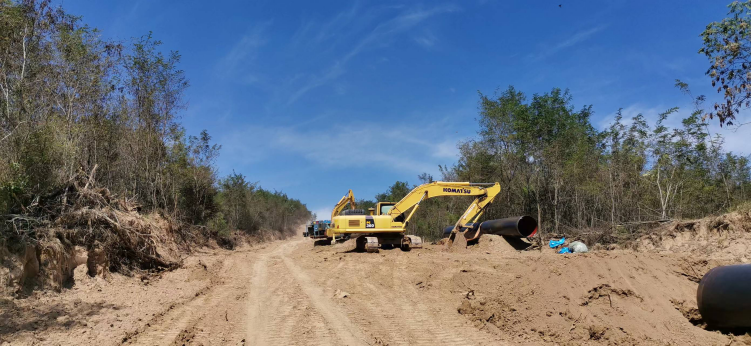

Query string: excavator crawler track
[401,235,423,251]
[356,236,380,253]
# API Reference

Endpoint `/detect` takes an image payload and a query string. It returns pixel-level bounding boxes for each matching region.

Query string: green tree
[375,181,411,202]
[699,1,751,126]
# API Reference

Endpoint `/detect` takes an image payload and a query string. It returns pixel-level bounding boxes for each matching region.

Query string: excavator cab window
[379,203,394,215]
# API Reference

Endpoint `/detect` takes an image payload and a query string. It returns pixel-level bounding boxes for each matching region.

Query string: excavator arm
[387,182,501,225]
[445,183,502,248]
[453,183,501,227]
[331,189,358,221]
[385,181,502,250]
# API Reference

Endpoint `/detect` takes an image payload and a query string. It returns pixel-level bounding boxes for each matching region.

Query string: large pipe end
[514,216,538,237]
[441,216,538,239]
[697,264,751,330]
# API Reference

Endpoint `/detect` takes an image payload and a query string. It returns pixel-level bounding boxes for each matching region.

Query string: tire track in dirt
[123,253,252,345]
[284,240,502,346]
[247,240,368,346]
[339,273,498,346]
[246,252,269,346]
[121,279,213,344]
[124,238,498,346]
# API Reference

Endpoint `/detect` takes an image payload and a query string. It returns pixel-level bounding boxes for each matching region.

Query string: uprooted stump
[54,205,178,273]
[3,165,180,292]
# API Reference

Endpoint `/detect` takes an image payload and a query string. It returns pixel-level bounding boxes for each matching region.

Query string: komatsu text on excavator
[324,181,537,252]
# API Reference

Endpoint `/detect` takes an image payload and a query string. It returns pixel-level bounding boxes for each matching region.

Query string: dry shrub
[3,166,179,290]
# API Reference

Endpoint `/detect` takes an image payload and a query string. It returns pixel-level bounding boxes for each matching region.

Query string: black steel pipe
[443,216,538,238]
[697,264,751,329]
[479,216,538,237]
[443,223,479,236]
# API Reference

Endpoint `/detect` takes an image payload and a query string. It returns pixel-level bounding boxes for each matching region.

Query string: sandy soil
[1,225,749,346]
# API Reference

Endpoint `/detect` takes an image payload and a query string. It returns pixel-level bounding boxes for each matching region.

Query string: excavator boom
[331,189,357,221]
[388,182,500,225]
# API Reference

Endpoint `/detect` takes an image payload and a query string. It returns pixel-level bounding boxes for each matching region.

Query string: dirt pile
[452,250,747,345]
[475,234,528,254]
[446,211,752,345]
[1,166,186,294]
[637,210,750,261]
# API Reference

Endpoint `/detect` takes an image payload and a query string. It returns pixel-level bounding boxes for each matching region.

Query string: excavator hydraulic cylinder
[697,264,751,329]
[443,216,537,241]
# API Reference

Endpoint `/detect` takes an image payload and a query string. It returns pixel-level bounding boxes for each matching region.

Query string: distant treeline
[0,1,310,243]
[360,2,751,242]
[363,86,750,242]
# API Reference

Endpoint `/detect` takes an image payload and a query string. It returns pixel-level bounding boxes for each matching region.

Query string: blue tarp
[548,237,566,248]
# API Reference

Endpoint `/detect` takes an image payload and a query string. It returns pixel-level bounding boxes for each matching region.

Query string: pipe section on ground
[697,264,751,329]
[443,216,538,241]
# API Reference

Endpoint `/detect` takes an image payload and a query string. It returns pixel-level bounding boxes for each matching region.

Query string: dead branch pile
[2,165,178,275]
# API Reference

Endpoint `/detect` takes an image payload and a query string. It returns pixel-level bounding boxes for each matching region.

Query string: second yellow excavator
[325,181,537,252]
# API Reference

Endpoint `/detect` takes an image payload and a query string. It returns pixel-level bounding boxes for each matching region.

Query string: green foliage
[699,1,751,126]
[0,162,27,213]
[375,181,411,202]
[208,212,230,238]
[385,86,750,241]
[214,172,311,236]
[356,199,376,212]
[0,1,310,243]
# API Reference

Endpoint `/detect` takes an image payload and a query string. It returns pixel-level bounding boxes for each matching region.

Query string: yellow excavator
[325,181,537,252]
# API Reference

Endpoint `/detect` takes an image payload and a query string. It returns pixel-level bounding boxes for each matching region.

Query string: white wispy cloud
[290,3,362,52]
[287,4,458,105]
[343,4,457,62]
[220,116,465,176]
[432,140,460,158]
[287,63,346,105]
[535,25,606,61]
[413,30,438,48]
[218,21,272,80]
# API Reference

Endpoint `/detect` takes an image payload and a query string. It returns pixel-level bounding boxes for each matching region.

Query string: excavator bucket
[445,229,468,251]
[444,216,537,250]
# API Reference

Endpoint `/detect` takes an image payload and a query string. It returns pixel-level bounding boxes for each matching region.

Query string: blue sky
[60,0,751,218]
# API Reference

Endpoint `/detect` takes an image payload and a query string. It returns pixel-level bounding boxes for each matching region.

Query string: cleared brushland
[1,209,748,346]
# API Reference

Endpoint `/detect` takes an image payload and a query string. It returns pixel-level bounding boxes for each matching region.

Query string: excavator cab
[375,202,395,216]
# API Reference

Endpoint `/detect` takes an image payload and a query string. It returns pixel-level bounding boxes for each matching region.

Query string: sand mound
[452,248,748,345]
[452,210,752,345]
[637,210,751,261]
[468,234,533,254]
[475,234,520,253]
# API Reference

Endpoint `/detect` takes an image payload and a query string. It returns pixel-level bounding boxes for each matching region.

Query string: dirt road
[2,221,749,346]
[2,238,499,346]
